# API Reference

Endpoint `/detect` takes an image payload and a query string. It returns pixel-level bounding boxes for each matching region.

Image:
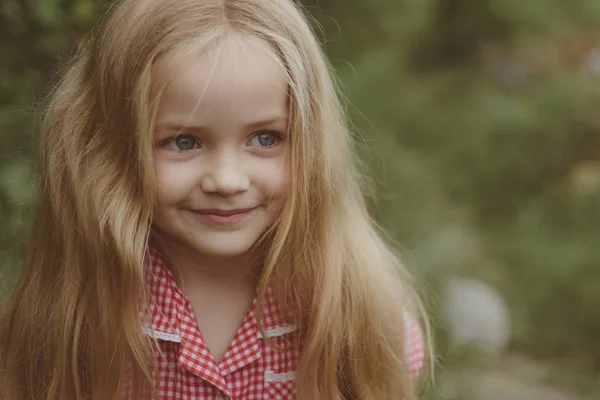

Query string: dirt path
[433,354,594,400]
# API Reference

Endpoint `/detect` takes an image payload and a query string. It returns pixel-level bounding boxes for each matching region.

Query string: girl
[0,0,428,399]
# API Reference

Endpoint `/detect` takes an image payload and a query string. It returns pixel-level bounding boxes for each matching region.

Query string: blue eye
[249,131,279,147]
[168,134,198,151]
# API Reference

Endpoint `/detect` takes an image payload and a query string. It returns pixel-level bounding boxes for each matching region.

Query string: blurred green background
[1,0,600,398]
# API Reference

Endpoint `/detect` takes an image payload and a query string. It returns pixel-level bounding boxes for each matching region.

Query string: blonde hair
[0,0,429,399]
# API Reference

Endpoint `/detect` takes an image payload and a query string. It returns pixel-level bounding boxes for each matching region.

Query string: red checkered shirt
[132,249,424,399]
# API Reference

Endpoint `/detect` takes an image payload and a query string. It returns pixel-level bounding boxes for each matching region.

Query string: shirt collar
[140,247,297,343]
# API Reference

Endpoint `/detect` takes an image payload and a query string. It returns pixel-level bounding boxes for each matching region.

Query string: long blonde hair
[0,0,429,399]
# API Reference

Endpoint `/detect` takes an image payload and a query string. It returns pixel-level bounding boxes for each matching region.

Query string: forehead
[154,35,289,128]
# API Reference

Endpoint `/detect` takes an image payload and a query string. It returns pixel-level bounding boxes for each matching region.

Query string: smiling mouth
[190,207,257,223]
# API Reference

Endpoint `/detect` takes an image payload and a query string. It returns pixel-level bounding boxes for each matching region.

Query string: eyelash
[158,130,284,152]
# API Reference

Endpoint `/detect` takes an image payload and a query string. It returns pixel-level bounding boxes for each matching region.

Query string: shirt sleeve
[403,312,425,381]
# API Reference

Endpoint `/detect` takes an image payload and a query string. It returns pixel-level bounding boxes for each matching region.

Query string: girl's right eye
[167,134,200,151]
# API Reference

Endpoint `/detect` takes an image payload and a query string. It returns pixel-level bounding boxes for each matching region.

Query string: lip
[190,207,257,224]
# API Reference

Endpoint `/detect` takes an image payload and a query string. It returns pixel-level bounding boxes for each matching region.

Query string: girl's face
[152,37,289,260]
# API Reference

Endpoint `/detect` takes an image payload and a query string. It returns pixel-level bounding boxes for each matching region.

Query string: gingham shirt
[134,249,424,399]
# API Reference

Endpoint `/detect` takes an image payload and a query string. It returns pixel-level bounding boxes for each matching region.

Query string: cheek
[154,159,195,205]
[255,159,289,200]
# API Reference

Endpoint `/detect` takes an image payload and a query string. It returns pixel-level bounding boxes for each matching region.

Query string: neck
[153,236,261,292]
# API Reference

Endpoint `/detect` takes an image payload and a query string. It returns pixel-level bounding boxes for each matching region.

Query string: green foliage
[305,0,600,386]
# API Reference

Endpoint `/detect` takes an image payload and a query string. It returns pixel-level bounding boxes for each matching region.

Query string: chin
[199,246,253,259]
[187,237,259,259]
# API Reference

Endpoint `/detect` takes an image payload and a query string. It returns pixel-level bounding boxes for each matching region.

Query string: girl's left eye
[248,131,280,147]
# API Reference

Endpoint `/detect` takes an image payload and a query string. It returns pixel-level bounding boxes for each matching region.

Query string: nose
[200,151,249,196]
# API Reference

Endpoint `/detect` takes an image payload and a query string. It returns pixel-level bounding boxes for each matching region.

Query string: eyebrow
[155,116,288,133]
[245,116,288,129]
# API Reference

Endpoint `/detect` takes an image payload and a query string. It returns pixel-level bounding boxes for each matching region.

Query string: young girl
[0,0,428,399]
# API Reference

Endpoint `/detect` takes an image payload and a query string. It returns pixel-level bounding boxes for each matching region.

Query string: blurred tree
[0,0,108,288]
[303,0,600,376]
